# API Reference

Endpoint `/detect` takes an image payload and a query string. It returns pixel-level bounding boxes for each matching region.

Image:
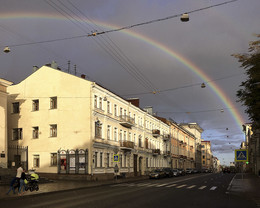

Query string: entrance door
[14,155,21,168]
[134,154,138,176]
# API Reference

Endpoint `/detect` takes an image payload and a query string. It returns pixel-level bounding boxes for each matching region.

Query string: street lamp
[3,46,10,53]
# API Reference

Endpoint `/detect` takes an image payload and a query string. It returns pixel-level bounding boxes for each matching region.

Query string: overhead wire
[87,0,239,36]
[66,0,159,93]
[43,0,159,93]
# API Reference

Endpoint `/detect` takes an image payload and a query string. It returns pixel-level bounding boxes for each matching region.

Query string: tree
[232,34,260,129]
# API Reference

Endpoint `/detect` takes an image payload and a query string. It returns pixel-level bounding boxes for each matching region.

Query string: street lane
[0,173,256,208]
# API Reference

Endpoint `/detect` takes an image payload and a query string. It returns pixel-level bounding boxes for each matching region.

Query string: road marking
[166,184,177,188]
[136,183,152,187]
[155,183,169,187]
[199,186,207,190]
[187,185,196,189]
[210,186,217,191]
[176,184,187,188]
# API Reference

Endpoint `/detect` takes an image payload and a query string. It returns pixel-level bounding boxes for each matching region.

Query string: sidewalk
[227,173,260,206]
[0,176,149,199]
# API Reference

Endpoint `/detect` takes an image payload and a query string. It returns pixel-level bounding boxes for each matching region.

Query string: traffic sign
[113,154,119,162]
[235,149,248,162]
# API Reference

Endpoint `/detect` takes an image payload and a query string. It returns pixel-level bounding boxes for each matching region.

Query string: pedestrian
[18,170,26,196]
[6,177,17,195]
[16,164,23,191]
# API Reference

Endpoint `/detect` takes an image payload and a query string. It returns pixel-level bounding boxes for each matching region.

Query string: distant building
[0,78,13,168]
[179,123,203,171]
[201,140,213,170]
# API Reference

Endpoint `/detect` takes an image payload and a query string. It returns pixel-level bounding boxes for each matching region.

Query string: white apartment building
[0,78,13,168]
[7,65,170,178]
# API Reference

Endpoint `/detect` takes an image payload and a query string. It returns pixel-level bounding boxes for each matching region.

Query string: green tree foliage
[232,34,260,129]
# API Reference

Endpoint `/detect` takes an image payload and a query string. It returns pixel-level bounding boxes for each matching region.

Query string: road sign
[113,154,119,162]
[235,149,248,162]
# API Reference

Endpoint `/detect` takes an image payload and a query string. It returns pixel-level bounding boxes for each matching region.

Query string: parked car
[177,168,186,176]
[162,168,174,177]
[202,168,208,173]
[149,169,166,179]
[172,169,180,177]
[185,168,193,174]
[193,169,199,174]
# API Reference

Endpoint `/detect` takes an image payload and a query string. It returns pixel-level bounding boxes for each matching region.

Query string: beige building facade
[0,78,13,168]
[201,140,213,170]
[7,65,170,177]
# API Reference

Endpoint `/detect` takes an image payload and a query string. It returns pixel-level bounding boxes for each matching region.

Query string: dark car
[177,168,186,176]
[172,169,180,177]
[185,168,193,174]
[149,169,166,179]
[162,168,174,177]
[193,169,199,174]
[202,168,209,173]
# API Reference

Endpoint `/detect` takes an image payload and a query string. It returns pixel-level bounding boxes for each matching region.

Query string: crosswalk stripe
[187,185,196,189]
[166,184,177,188]
[210,186,217,191]
[136,183,152,187]
[199,186,207,190]
[176,184,187,188]
[155,183,169,187]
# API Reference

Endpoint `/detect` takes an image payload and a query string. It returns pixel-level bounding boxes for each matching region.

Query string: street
[0,173,256,208]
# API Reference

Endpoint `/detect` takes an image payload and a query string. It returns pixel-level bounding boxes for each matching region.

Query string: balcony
[163,134,170,142]
[152,129,160,138]
[163,151,171,157]
[119,115,134,128]
[120,141,134,151]
[152,149,160,156]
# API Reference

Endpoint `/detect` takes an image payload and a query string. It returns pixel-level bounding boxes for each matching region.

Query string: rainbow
[0,12,246,130]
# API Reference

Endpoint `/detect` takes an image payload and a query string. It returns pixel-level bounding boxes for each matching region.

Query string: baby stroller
[25,172,39,192]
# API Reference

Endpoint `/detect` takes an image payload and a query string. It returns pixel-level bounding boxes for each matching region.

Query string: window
[50,153,57,166]
[94,152,98,168]
[32,100,39,111]
[120,107,123,116]
[33,127,39,139]
[12,128,22,140]
[95,121,102,138]
[107,101,111,113]
[129,132,132,141]
[94,95,97,108]
[50,124,57,137]
[203,155,205,159]
[107,153,110,168]
[100,152,103,167]
[203,161,205,164]
[50,97,57,109]
[107,125,111,140]
[114,104,117,116]
[139,135,142,148]
[33,155,40,168]
[99,97,102,110]
[114,127,117,141]
[12,102,19,113]
[119,130,122,141]
[124,109,126,116]
[124,131,126,141]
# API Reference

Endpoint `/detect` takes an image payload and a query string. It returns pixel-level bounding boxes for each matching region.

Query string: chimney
[126,98,139,108]
[143,106,153,115]
[32,66,38,72]
[81,74,86,79]
[51,61,58,69]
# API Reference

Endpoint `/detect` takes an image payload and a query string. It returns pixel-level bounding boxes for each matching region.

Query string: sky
[0,0,259,166]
